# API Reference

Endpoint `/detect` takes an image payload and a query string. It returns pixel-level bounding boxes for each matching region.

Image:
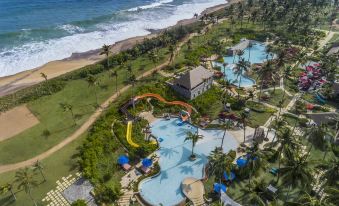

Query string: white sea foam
[127,0,174,11]
[0,0,226,77]
[58,24,84,34]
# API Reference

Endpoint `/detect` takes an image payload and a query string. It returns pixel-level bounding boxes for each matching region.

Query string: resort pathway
[0,31,196,174]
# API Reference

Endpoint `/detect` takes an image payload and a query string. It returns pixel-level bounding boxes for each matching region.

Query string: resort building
[226,39,252,56]
[170,66,214,100]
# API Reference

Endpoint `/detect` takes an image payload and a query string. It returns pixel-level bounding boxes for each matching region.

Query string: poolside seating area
[42,172,82,206]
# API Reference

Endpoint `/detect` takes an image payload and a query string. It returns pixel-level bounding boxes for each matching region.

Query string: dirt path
[0,32,195,174]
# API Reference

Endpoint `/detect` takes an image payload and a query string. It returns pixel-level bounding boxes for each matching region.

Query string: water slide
[126,121,139,148]
[134,93,193,114]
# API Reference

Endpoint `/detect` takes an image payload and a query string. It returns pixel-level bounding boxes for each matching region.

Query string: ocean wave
[127,0,174,11]
[57,24,84,34]
[0,0,226,77]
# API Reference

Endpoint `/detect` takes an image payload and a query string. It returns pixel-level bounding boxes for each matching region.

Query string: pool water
[214,42,274,87]
[139,118,239,206]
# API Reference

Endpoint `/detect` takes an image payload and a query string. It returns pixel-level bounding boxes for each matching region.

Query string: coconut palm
[168,45,175,64]
[129,74,137,109]
[306,124,330,156]
[184,131,203,160]
[287,192,327,206]
[317,157,339,190]
[323,186,339,206]
[220,120,233,149]
[110,70,119,95]
[257,60,274,101]
[100,44,110,68]
[86,74,99,106]
[240,179,268,206]
[240,110,249,145]
[60,102,76,126]
[148,49,159,68]
[33,160,46,182]
[208,148,236,182]
[0,183,16,200]
[222,62,228,77]
[40,72,51,94]
[280,153,313,201]
[234,57,250,98]
[15,168,38,206]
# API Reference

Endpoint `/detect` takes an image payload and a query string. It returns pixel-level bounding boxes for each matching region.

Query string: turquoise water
[139,118,238,206]
[214,42,273,87]
[0,0,226,77]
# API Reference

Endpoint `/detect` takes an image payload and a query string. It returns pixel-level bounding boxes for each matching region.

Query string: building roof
[174,66,214,90]
[306,112,338,125]
[327,46,339,56]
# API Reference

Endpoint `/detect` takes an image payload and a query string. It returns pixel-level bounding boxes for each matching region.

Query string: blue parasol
[142,158,153,168]
[223,171,236,181]
[117,155,129,165]
[236,158,247,168]
[213,183,227,193]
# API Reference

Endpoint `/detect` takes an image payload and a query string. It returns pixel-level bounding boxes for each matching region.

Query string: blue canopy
[223,171,236,181]
[142,158,153,168]
[117,155,129,165]
[236,158,247,168]
[213,183,227,193]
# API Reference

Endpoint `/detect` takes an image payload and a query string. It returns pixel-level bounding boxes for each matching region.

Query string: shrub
[71,200,87,206]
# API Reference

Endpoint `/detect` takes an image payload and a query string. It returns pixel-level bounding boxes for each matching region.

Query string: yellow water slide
[126,121,139,147]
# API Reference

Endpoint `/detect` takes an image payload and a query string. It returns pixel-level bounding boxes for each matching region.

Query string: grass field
[0,48,169,164]
[263,89,293,108]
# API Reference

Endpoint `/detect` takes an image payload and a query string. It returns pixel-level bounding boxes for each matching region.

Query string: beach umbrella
[117,155,129,165]
[223,171,236,181]
[142,158,153,168]
[236,158,247,168]
[213,183,227,193]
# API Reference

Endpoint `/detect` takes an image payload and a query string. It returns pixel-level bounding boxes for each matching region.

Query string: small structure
[327,45,339,56]
[170,66,214,100]
[226,39,252,56]
[253,127,265,144]
[63,178,95,206]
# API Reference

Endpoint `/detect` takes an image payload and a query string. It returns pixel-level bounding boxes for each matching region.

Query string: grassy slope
[0,49,169,164]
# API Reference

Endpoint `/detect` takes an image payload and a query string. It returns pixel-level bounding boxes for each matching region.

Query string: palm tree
[245,143,269,188]
[100,44,110,68]
[220,120,233,149]
[40,72,51,94]
[317,157,339,190]
[208,148,236,183]
[257,60,274,101]
[15,168,38,206]
[280,153,313,201]
[148,49,159,68]
[287,192,327,206]
[33,160,46,182]
[306,124,329,156]
[222,62,228,78]
[184,131,203,160]
[60,102,76,126]
[86,74,99,106]
[168,45,175,65]
[323,186,339,206]
[0,183,16,200]
[235,57,250,91]
[240,179,268,206]
[129,74,137,109]
[240,111,249,145]
[110,71,119,95]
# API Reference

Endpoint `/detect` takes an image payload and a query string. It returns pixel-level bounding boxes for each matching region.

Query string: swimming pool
[214,42,274,87]
[139,118,239,206]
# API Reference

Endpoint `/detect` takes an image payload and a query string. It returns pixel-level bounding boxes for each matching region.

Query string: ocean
[0,0,225,77]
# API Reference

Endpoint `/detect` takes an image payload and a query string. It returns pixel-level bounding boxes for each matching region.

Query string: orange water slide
[134,93,193,114]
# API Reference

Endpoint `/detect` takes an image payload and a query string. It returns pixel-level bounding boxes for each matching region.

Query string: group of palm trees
[0,161,45,206]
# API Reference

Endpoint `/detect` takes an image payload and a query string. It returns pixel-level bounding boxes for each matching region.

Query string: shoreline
[0,2,231,97]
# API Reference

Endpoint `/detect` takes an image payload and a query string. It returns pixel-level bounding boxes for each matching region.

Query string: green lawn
[0,48,169,164]
[263,89,293,107]
[0,133,86,206]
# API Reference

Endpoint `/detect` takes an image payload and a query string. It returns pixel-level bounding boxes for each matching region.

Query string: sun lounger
[122,163,131,171]
[141,166,151,174]
[269,167,278,175]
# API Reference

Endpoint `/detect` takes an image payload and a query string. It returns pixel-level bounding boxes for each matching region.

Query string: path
[0,32,195,174]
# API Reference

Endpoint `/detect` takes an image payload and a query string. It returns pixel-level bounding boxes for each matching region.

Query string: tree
[222,62,228,78]
[15,168,38,206]
[60,102,77,126]
[148,49,159,68]
[129,74,137,109]
[317,157,339,190]
[86,74,99,106]
[240,111,249,145]
[71,199,87,206]
[306,124,330,157]
[110,70,119,95]
[241,179,268,206]
[0,183,16,201]
[184,131,203,160]
[168,45,175,64]
[40,72,51,94]
[220,120,233,149]
[287,192,327,206]
[280,153,313,201]
[257,60,274,101]
[33,160,46,182]
[208,148,236,183]
[100,44,110,68]
[323,186,339,206]
[234,57,250,99]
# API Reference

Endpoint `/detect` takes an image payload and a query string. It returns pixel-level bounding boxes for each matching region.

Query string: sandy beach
[0,2,231,97]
